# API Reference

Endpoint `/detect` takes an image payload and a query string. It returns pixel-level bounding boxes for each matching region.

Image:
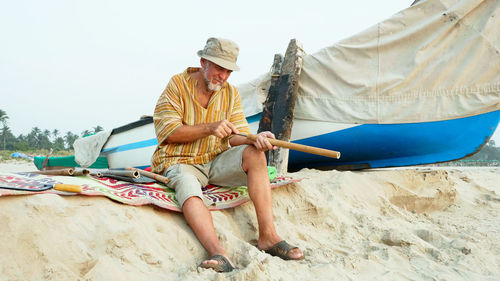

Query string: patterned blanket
[0,172,299,212]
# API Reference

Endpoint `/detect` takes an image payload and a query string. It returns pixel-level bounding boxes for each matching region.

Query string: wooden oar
[236,133,341,159]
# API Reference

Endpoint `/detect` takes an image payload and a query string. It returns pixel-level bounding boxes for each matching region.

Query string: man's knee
[169,172,207,208]
[242,146,267,171]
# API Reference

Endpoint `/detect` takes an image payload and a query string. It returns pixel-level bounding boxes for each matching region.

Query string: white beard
[203,63,223,92]
[206,82,222,92]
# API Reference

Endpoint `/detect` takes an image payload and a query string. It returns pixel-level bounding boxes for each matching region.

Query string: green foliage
[467,140,500,161]
[0,108,105,152]
[1,109,11,150]
[0,149,74,162]
[12,141,30,151]
[0,109,8,125]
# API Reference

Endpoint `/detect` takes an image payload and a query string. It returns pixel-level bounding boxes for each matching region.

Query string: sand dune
[0,163,498,280]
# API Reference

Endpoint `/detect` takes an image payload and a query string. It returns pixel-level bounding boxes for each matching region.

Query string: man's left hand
[252,131,277,151]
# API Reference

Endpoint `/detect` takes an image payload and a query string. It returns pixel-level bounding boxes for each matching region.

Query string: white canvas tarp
[239,0,500,124]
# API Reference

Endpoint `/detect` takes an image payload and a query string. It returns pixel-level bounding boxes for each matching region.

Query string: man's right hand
[208,120,239,138]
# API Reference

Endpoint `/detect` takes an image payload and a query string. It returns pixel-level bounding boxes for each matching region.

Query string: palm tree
[64,131,79,150]
[0,109,9,150]
[41,129,52,149]
[53,136,66,151]
[1,125,15,150]
[0,109,8,125]
[52,129,59,141]
[28,127,41,149]
[1,124,9,150]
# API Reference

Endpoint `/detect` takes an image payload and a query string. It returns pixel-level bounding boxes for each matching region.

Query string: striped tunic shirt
[151,67,250,174]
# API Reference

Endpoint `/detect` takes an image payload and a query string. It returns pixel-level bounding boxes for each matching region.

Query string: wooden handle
[32,168,75,176]
[53,184,82,193]
[244,133,341,159]
[126,168,171,185]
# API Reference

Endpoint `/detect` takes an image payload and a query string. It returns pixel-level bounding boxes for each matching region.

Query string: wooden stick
[85,169,138,178]
[73,168,90,176]
[126,168,170,185]
[86,169,103,177]
[101,169,140,179]
[32,168,75,176]
[41,148,53,170]
[240,133,341,159]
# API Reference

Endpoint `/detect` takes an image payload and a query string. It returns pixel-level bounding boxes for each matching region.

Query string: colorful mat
[0,172,300,212]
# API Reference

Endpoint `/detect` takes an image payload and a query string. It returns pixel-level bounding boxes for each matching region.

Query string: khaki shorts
[164,145,249,208]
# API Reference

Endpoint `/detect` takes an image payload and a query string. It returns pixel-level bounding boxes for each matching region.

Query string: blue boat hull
[288,110,500,169]
[101,110,500,170]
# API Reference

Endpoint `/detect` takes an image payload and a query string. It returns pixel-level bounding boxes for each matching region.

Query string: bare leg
[182,196,232,267]
[241,146,303,259]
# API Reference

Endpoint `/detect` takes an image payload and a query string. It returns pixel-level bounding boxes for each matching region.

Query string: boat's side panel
[104,119,357,169]
[248,118,360,141]
[289,110,500,169]
[103,121,155,149]
[102,110,500,170]
[106,146,156,170]
[101,120,157,169]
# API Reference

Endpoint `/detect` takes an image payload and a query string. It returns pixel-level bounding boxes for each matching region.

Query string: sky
[1,0,499,143]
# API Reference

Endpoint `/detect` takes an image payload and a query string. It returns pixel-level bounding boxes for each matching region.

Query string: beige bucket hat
[197,37,240,71]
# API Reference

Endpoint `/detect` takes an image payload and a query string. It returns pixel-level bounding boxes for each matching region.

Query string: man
[151,37,304,273]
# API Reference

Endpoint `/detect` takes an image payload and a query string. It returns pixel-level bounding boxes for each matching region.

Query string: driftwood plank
[259,39,305,174]
[258,54,283,133]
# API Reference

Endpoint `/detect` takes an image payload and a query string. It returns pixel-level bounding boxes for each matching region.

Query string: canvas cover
[239,0,500,124]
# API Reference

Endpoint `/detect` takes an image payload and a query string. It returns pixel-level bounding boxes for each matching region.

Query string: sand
[0,162,499,280]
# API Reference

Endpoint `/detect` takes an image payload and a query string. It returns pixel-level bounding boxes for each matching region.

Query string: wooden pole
[241,133,340,159]
[73,168,90,176]
[101,169,140,179]
[32,168,75,176]
[86,169,139,178]
[126,168,170,185]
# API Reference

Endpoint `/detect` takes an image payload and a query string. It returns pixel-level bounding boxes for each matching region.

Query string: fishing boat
[100,110,499,170]
[99,0,499,171]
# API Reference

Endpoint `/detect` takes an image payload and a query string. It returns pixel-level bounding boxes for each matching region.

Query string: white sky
[1,0,499,143]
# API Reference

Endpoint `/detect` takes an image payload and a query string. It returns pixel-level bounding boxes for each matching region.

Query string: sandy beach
[0,161,498,280]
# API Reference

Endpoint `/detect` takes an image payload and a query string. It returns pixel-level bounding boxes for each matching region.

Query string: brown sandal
[263,240,304,260]
[199,255,234,272]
